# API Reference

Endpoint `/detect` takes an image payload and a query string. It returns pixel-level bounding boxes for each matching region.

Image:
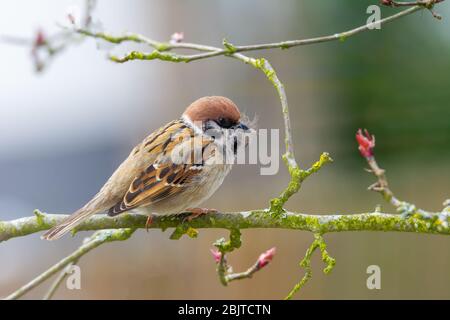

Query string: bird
[42,96,251,240]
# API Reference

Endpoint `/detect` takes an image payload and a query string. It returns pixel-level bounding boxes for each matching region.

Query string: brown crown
[183,96,240,123]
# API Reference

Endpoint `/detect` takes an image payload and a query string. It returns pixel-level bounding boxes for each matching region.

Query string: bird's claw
[183,208,218,223]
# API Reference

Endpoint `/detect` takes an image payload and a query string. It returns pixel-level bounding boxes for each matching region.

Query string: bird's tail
[41,206,98,241]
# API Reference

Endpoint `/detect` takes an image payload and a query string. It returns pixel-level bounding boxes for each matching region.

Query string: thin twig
[367,156,434,218]
[285,237,318,300]
[381,0,444,19]
[4,228,134,300]
[285,233,335,300]
[79,5,431,60]
[0,0,97,72]
[227,248,276,283]
[383,0,443,7]
[225,263,261,282]
[356,129,433,218]
[42,260,78,300]
[211,246,276,285]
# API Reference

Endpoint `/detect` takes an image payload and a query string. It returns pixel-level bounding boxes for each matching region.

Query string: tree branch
[2,207,450,244]
[76,4,431,62]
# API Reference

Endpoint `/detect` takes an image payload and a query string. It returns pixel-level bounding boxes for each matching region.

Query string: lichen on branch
[285,233,335,300]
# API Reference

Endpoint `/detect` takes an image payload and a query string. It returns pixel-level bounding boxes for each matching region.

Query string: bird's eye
[216,117,233,129]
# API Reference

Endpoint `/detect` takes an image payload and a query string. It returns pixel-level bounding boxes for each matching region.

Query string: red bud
[356,129,375,158]
[34,29,46,47]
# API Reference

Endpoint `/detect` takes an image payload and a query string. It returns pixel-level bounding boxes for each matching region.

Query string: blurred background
[1,0,449,299]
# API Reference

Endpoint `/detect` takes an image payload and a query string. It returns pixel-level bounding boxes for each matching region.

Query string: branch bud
[356,128,376,159]
[257,247,276,269]
[170,32,184,44]
[210,249,222,263]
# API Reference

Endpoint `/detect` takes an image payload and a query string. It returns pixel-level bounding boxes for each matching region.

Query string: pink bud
[34,29,46,47]
[210,249,222,263]
[66,6,80,25]
[257,247,276,269]
[356,129,375,159]
[67,14,76,24]
[170,32,184,44]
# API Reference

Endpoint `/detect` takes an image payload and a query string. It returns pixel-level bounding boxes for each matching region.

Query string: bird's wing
[108,121,215,216]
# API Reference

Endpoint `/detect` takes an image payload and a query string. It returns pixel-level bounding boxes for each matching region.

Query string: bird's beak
[234,122,250,131]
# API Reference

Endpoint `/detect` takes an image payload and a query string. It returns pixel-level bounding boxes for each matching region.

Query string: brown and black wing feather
[108,123,213,216]
[108,162,200,216]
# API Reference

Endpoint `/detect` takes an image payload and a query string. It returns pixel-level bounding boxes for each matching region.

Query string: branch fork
[211,230,276,286]
[381,0,444,19]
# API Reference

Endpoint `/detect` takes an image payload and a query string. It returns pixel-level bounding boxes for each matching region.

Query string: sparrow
[42,96,251,240]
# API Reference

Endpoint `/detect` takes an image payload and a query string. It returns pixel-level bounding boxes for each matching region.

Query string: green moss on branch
[1,208,449,244]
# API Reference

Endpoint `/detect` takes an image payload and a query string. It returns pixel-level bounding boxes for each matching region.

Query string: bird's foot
[183,208,218,222]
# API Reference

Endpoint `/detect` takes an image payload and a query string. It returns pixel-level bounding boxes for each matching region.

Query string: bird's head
[182,96,254,159]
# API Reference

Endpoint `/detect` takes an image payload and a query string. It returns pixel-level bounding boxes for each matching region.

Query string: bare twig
[42,260,78,300]
[381,0,444,19]
[212,247,276,284]
[356,129,435,219]
[382,0,443,6]
[4,228,134,300]
[211,232,276,286]
[1,0,97,72]
[79,5,432,61]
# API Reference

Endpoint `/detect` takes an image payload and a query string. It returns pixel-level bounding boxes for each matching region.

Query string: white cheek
[181,114,204,135]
